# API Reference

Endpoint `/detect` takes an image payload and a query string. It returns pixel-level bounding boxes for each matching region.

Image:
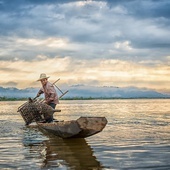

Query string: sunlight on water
[0,99,170,169]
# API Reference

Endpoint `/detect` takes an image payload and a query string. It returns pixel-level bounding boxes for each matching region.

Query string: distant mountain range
[0,85,170,99]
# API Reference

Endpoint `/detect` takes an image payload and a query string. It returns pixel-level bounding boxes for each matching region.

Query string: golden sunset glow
[0,57,169,92]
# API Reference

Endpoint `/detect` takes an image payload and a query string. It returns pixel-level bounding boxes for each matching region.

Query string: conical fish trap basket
[18,98,54,125]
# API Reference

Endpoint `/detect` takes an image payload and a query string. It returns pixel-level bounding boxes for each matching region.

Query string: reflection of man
[36,73,59,123]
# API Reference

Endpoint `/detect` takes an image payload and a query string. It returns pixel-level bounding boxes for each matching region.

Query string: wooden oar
[53,84,69,99]
[51,78,69,98]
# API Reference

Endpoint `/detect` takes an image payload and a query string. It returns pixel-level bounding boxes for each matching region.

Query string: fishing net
[18,98,54,125]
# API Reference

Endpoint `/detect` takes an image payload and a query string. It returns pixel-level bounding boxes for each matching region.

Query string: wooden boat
[18,99,107,138]
[37,116,107,138]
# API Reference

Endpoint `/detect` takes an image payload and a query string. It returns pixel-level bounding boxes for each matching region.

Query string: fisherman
[36,73,59,123]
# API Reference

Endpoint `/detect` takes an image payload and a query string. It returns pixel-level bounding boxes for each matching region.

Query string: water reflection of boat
[42,137,103,169]
[23,129,103,169]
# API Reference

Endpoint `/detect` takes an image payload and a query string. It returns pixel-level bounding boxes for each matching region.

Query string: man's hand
[36,93,40,97]
[44,100,49,104]
[45,99,52,105]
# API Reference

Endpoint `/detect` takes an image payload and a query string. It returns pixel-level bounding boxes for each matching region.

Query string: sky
[0,0,170,93]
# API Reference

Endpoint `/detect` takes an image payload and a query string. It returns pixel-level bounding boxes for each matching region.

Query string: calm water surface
[0,99,170,170]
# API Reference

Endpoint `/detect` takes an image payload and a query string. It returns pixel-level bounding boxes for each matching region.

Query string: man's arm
[36,89,44,97]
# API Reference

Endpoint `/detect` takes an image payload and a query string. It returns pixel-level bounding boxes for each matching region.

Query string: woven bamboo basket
[18,98,54,125]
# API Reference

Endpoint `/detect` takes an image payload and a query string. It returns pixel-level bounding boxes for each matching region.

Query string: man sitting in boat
[36,73,59,123]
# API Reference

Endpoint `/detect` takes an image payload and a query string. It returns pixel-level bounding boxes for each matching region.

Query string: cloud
[0,0,170,92]
[0,0,170,60]
[1,81,18,87]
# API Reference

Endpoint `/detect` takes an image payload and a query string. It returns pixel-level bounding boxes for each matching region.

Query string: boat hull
[38,117,107,138]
